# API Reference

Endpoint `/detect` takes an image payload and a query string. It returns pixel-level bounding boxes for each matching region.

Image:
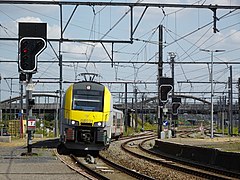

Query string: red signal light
[19,37,46,73]
[23,48,28,53]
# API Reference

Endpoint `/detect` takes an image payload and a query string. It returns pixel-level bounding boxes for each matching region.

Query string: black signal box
[19,22,47,39]
[18,22,47,73]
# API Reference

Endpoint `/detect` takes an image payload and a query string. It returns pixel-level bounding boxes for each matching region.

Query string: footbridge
[0,93,214,120]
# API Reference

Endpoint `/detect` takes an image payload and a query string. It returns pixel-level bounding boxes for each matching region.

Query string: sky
[0,0,240,105]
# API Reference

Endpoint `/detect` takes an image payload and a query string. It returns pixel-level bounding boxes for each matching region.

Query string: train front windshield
[72,89,104,112]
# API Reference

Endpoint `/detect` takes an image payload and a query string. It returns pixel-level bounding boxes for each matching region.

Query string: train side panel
[111,109,124,138]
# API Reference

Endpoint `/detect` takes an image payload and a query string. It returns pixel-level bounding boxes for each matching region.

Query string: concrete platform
[0,138,87,180]
[0,136,11,143]
[154,137,240,172]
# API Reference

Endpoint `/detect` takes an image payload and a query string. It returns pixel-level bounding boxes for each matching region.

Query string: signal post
[171,97,181,137]
[158,77,173,139]
[18,22,47,155]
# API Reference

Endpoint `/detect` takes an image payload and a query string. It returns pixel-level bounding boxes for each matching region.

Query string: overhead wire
[139,7,239,70]
[162,7,240,95]
[121,7,167,81]
[1,1,240,97]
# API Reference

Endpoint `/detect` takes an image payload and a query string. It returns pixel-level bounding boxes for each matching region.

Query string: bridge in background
[0,93,215,120]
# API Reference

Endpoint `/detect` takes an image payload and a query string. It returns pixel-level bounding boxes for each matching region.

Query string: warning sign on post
[28,116,36,131]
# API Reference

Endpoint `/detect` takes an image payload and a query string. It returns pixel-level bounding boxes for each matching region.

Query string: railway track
[140,139,240,179]
[121,136,240,180]
[56,130,240,179]
[70,153,157,180]
[177,127,203,138]
[54,149,95,179]
[101,133,201,179]
[55,132,155,179]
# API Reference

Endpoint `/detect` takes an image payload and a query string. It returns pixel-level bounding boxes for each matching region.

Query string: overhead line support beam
[0,1,239,10]
[210,7,219,33]
[2,59,240,65]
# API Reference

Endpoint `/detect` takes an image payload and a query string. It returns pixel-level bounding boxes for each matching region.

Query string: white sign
[28,120,36,127]
[28,117,36,130]
[163,108,168,113]
[26,83,35,91]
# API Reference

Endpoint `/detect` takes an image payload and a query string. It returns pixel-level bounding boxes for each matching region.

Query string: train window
[117,118,122,127]
[75,90,101,96]
[116,113,122,127]
[72,89,104,112]
[113,115,116,126]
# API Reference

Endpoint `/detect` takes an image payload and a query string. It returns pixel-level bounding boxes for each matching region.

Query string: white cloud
[17,16,42,23]
[47,24,60,39]
[202,0,240,5]
[137,0,240,5]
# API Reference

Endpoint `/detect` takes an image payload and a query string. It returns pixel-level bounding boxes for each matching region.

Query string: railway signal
[160,85,173,102]
[19,37,46,73]
[18,22,47,155]
[172,97,181,115]
[159,77,173,103]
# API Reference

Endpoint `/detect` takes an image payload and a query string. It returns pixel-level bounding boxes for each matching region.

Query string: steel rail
[55,149,99,180]
[98,153,154,180]
[70,154,109,180]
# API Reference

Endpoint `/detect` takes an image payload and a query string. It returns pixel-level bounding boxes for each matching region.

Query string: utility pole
[134,88,138,131]
[210,51,214,138]
[158,25,163,139]
[141,93,144,131]
[124,83,128,132]
[0,74,2,122]
[58,5,63,139]
[200,49,225,138]
[20,81,24,138]
[228,77,230,135]
[169,52,176,129]
[228,66,233,135]
[219,96,222,129]
[238,78,240,135]
[26,74,33,153]
[10,78,13,120]
[220,95,225,135]
[169,52,176,96]
[223,95,226,135]
[0,74,2,136]
[131,97,134,127]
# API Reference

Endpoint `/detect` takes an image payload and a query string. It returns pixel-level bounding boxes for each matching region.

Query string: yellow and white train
[60,81,124,151]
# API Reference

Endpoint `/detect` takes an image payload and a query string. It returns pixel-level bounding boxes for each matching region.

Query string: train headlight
[70,120,79,126]
[86,85,91,90]
[94,122,103,127]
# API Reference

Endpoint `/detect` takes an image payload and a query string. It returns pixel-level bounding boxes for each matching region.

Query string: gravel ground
[101,139,203,180]
[2,135,239,180]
